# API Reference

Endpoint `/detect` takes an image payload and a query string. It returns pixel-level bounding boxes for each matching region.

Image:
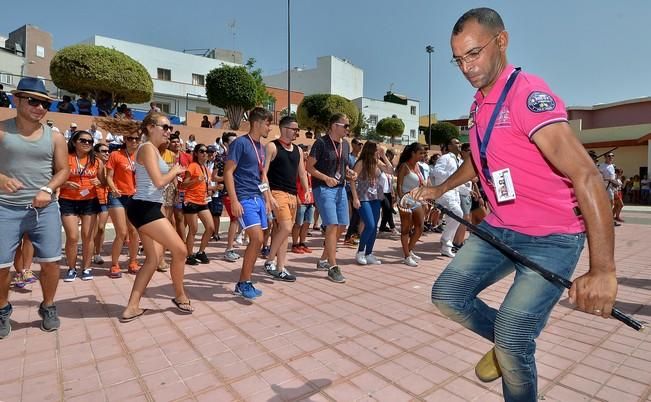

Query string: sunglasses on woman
[125,136,141,142]
[17,95,52,109]
[77,138,93,145]
[154,123,173,131]
[197,149,208,154]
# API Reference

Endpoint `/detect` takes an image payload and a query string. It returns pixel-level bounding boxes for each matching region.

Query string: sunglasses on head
[154,123,172,131]
[17,95,51,109]
[77,138,93,145]
[125,136,140,142]
[334,122,350,129]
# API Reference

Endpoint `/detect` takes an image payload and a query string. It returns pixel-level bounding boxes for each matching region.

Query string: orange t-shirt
[183,162,210,205]
[59,154,100,201]
[96,185,109,204]
[106,149,136,196]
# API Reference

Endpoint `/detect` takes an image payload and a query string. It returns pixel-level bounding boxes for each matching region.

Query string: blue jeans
[431,222,585,402]
[313,186,349,226]
[357,200,381,255]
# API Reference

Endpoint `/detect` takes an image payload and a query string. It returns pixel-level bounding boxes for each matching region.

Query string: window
[36,45,45,58]
[368,114,378,126]
[155,102,171,114]
[410,129,416,138]
[410,106,417,115]
[195,106,210,114]
[266,100,276,113]
[192,74,205,86]
[157,68,171,81]
[0,73,11,85]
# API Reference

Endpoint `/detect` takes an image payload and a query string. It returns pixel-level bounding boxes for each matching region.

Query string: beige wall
[588,145,648,178]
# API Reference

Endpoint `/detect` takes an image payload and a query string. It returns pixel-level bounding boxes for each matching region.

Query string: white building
[264,56,363,102]
[80,35,242,118]
[354,94,420,145]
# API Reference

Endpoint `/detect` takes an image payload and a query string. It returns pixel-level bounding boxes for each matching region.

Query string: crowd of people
[0,8,625,401]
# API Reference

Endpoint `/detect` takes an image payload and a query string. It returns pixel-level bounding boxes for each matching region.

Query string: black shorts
[182,202,208,214]
[59,198,101,216]
[208,197,223,217]
[126,199,164,229]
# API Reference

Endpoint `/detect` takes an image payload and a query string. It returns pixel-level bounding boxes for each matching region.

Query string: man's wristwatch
[39,186,53,195]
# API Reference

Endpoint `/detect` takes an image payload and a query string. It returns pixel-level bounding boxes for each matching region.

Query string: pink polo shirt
[469,65,585,236]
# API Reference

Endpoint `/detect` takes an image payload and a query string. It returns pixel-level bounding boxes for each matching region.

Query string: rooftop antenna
[389,83,395,93]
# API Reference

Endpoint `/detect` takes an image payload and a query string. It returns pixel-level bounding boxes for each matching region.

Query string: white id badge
[258,182,270,193]
[79,189,90,197]
[492,168,516,203]
[334,172,342,181]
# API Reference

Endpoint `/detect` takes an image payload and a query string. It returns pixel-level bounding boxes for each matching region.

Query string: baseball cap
[206,145,217,153]
[70,122,77,128]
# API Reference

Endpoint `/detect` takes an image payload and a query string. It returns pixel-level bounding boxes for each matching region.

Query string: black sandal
[171,298,193,314]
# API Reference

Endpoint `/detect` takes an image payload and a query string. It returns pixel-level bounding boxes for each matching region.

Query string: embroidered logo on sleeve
[527,91,556,113]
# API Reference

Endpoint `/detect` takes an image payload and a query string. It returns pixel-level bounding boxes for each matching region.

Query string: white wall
[354,97,420,145]
[79,36,239,117]
[264,56,363,100]
[0,51,23,87]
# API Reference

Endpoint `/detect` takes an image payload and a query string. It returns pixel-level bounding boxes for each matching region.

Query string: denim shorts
[313,185,349,226]
[108,193,132,209]
[460,194,472,215]
[208,196,224,217]
[0,202,62,268]
[239,196,268,230]
[295,204,315,225]
[99,203,108,213]
[59,197,101,216]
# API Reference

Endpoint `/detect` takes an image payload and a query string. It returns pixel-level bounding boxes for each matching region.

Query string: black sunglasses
[17,95,51,109]
[154,123,173,131]
[197,149,208,154]
[125,136,140,142]
[77,138,93,145]
[99,149,109,154]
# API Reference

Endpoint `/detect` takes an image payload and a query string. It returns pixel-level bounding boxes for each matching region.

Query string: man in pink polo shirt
[420,8,618,402]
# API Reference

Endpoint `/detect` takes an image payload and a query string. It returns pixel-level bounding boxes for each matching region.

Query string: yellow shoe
[475,348,502,382]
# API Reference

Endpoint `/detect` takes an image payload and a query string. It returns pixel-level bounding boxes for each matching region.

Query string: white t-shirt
[90,129,103,144]
[598,163,616,187]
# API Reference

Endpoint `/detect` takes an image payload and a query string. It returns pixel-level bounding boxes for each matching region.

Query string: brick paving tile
[1,212,650,401]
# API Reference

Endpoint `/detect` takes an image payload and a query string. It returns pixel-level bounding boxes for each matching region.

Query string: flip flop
[119,309,148,323]
[172,298,193,314]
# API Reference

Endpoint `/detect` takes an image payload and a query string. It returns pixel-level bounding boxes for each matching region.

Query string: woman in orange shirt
[182,144,215,265]
[105,133,141,278]
[60,131,104,282]
[92,143,110,266]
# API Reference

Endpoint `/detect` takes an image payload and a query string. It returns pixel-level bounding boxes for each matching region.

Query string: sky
[1,0,649,120]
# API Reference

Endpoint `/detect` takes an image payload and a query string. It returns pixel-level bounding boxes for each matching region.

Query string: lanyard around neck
[474,67,521,185]
[247,135,264,173]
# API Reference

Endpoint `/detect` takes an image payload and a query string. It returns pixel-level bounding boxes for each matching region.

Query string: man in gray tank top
[0,77,70,338]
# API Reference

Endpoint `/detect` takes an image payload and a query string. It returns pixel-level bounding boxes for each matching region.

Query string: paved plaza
[1,208,651,402]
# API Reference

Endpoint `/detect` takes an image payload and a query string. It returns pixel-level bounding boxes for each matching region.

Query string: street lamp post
[426,45,434,148]
[287,0,291,117]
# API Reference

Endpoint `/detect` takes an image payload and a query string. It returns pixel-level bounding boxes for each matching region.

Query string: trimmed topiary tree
[206,65,257,130]
[296,94,359,135]
[428,121,460,146]
[376,116,405,145]
[50,44,153,115]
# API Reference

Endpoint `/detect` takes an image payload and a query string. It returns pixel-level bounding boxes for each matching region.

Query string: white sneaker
[365,254,382,265]
[235,233,244,246]
[409,251,421,261]
[441,245,457,258]
[402,256,418,267]
[355,252,367,265]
